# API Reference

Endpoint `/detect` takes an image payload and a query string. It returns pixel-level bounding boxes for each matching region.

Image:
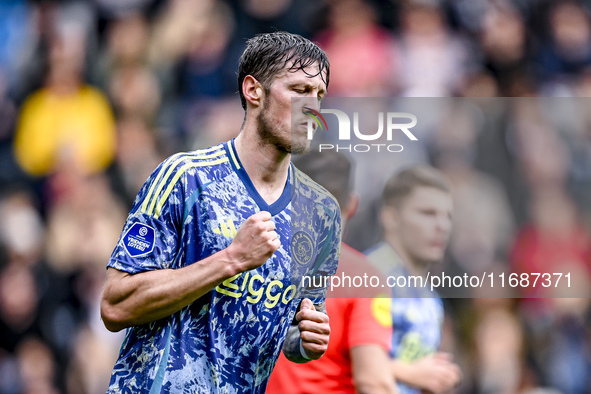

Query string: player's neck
[234,133,290,204]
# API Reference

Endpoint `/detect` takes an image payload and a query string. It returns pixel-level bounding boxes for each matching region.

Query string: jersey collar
[225,139,292,215]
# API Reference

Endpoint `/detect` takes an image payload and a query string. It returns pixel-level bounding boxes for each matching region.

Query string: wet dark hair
[238,31,330,110]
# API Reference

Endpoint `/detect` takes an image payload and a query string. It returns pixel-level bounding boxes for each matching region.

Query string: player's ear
[242,75,264,109]
[380,205,399,234]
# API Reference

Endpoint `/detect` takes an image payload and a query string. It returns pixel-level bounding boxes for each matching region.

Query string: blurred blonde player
[267,151,397,394]
[367,165,461,393]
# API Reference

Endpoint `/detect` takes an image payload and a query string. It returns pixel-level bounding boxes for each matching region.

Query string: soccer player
[367,165,461,394]
[267,150,397,394]
[99,32,341,393]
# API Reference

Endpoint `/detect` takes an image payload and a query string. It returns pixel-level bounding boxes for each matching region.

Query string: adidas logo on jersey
[213,219,237,238]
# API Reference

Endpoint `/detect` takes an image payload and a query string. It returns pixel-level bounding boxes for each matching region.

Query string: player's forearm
[102,211,280,332]
[282,325,310,363]
[390,359,421,388]
[352,346,398,394]
[356,380,398,394]
[101,249,238,332]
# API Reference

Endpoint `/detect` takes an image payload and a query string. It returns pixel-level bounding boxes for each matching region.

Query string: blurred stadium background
[0,0,590,392]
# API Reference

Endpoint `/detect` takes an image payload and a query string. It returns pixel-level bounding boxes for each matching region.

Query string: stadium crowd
[0,0,590,392]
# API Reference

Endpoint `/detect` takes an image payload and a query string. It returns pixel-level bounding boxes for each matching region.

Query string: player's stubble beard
[256,92,311,155]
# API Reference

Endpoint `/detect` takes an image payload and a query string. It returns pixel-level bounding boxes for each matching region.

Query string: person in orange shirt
[267,151,397,394]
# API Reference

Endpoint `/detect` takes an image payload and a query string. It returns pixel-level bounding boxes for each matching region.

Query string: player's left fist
[295,298,330,360]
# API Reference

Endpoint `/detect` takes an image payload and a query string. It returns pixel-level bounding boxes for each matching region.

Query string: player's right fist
[226,211,281,272]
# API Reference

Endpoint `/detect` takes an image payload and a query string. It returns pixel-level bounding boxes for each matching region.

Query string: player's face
[396,186,453,265]
[257,63,326,154]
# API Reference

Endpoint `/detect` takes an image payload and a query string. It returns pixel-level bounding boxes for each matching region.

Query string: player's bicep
[108,159,187,273]
[108,214,179,273]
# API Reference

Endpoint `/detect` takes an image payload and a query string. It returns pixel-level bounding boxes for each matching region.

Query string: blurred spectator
[230,0,311,44]
[108,64,161,120]
[185,97,244,150]
[16,337,59,394]
[315,0,397,96]
[510,187,591,299]
[474,306,524,393]
[0,190,45,267]
[92,0,157,21]
[66,324,120,394]
[109,116,163,205]
[512,100,570,191]
[148,0,217,68]
[541,298,591,393]
[431,101,515,279]
[537,1,591,92]
[478,0,534,96]
[45,174,126,274]
[0,0,34,95]
[13,19,116,177]
[460,70,500,97]
[42,172,126,392]
[147,0,236,148]
[92,12,151,92]
[0,69,24,189]
[177,1,236,99]
[395,1,469,96]
[0,265,41,354]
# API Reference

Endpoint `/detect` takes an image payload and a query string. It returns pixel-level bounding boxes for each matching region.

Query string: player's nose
[302,96,321,112]
[437,214,452,234]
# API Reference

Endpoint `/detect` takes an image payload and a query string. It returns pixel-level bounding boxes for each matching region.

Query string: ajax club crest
[291,231,315,267]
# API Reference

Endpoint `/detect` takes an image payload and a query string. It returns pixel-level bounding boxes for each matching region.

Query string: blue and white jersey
[106,140,341,394]
[366,242,443,394]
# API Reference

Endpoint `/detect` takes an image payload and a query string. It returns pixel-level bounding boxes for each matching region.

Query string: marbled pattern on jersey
[290,169,341,302]
[107,140,341,394]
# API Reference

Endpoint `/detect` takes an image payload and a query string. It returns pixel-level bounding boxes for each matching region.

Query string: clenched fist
[226,211,281,273]
[296,298,330,360]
